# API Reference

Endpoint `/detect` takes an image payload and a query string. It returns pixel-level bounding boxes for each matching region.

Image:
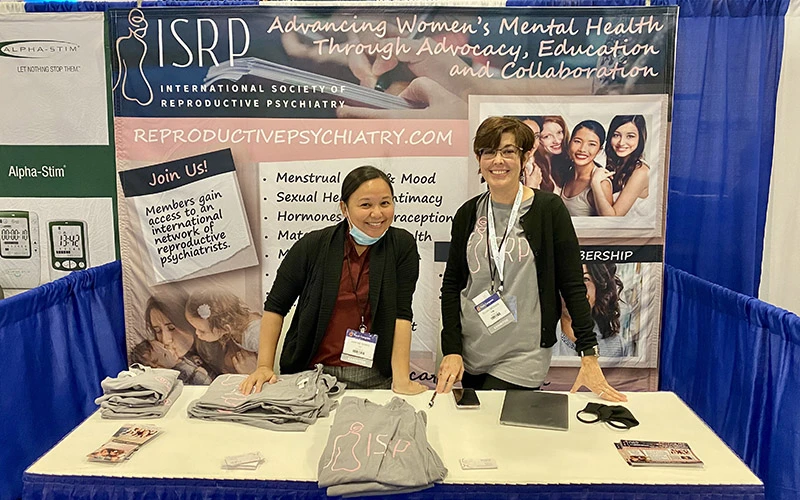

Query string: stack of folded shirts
[187,365,345,431]
[318,397,448,497]
[95,364,183,419]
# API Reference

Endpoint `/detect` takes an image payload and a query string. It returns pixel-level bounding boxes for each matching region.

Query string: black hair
[586,263,623,339]
[340,165,394,203]
[560,120,607,199]
[571,120,606,147]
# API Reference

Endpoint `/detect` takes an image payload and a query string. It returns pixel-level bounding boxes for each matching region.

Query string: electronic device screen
[49,220,87,272]
[453,388,481,409]
[52,224,84,258]
[0,213,31,259]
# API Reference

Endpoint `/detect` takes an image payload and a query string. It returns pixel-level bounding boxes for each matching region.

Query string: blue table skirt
[23,473,765,500]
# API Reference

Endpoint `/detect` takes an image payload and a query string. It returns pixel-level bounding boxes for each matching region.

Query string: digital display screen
[0,216,31,258]
[52,224,84,258]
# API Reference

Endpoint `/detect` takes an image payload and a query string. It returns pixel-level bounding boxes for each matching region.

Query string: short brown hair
[473,116,536,157]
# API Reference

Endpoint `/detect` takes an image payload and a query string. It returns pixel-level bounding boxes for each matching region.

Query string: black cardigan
[264,220,419,377]
[440,191,596,356]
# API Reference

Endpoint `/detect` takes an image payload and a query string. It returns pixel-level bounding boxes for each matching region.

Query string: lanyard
[344,247,369,332]
[487,183,523,294]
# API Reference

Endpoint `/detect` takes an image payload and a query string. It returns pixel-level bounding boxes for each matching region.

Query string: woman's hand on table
[238,366,278,395]
[392,378,428,395]
[435,354,464,393]
[570,356,627,402]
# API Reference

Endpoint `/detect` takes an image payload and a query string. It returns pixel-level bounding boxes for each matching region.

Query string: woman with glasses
[239,165,427,396]
[561,120,609,217]
[435,116,624,401]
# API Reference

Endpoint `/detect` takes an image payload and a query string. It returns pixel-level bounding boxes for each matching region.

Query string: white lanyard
[486,183,523,293]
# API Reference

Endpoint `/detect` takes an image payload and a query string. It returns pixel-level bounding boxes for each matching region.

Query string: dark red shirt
[310,235,372,367]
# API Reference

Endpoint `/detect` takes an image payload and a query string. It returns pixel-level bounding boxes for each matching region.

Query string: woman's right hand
[591,167,614,189]
[435,354,464,394]
[238,366,278,395]
[524,161,543,189]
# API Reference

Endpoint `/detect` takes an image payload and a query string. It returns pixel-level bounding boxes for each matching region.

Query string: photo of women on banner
[550,248,662,369]
[118,149,257,284]
[128,285,262,383]
[469,94,668,239]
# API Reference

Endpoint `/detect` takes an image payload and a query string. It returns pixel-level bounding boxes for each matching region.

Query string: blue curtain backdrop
[0,262,127,500]
[661,0,788,296]
[661,265,800,500]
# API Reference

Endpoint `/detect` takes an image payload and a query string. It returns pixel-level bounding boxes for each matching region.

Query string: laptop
[499,391,569,431]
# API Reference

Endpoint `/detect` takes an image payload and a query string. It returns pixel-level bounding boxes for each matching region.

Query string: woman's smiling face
[611,121,640,159]
[583,265,596,308]
[341,178,395,240]
[569,127,602,168]
[478,132,525,194]
[540,121,564,156]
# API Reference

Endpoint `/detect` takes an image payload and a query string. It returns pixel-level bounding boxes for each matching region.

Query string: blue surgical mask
[344,208,387,246]
[350,224,385,246]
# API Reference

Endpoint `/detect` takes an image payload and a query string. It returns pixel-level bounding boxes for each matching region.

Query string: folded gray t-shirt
[95,364,180,406]
[318,397,447,496]
[187,365,344,431]
[100,380,183,419]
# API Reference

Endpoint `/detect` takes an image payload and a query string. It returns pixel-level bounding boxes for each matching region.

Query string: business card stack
[86,424,161,464]
[222,452,265,470]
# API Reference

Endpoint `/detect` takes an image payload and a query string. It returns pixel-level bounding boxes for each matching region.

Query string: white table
[24,389,763,499]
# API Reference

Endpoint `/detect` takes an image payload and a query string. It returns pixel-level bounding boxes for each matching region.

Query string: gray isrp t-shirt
[459,192,552,388]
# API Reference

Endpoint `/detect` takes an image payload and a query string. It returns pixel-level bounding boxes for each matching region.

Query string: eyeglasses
[478,146,521,160]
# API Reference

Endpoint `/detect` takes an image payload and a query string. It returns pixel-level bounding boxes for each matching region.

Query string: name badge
[341,328,378,368]
[472,290,516,335]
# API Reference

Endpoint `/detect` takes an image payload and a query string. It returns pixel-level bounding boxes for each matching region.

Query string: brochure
[86,441,139,463]
[111,424,162,445]
[615,440,704,467]
[86,424,162,463]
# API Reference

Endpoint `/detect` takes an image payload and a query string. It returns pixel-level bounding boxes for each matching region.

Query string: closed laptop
[499,391,569,431]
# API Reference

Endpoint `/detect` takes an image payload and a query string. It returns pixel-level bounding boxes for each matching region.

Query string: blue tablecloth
[23,473,764,500]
